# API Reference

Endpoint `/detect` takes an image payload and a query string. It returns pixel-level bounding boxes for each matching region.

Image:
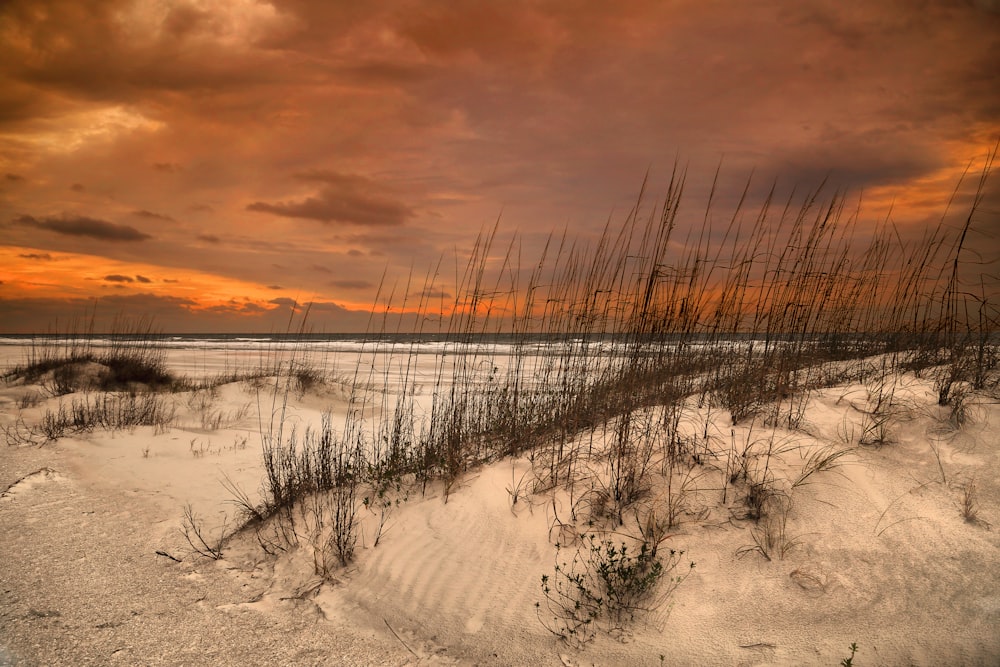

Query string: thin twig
[384,619,419,658]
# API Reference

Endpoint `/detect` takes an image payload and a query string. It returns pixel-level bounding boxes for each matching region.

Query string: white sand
[1,348,998,666]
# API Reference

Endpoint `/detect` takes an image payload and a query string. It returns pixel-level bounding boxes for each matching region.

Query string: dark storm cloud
[161,3,211,38]
[247,172,414,226]
[760,140,942,191]
[14,214,152,241]
[972,0,1000,12]
[0,0,292,108]
[0,78,46,125]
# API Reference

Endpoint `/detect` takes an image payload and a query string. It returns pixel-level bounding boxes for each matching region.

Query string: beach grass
[213,150,1000,643]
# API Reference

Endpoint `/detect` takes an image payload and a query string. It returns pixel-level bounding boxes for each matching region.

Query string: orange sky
[1,0,998,332]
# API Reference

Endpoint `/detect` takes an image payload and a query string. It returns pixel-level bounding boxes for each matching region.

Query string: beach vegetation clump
[538,532,693,645]
[0,389,177,446]
[736,495,799,561]
[791,444,852,490]
[183,387,251,431]
[35,392,175,441]
[3,314,175,393]
[840,642,859,667]
[959,478,990,527]
[291,362,325,397]
[180,503,227,560]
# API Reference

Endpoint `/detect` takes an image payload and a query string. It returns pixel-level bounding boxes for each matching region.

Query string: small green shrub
[538,533,693,645]
[840,641,858,667]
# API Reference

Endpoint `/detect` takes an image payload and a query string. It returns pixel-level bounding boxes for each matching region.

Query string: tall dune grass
[3,313,173,392]
[244,150,997,592]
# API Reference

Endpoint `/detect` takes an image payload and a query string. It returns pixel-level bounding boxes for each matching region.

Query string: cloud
[268,297,298,307]
[235,302,268,314]
[247,171,414,226]
[136,275,152,283]
[0,291,376,333]
[292,169,375,185]
[70,183,85,192]
[0,293,196,332]
[759,140,941,191]
[394,2,558,65]
[18,253,53,260]
[162,4,212,39]
[104,274,134,283]
[203,300,274,316]
[131,209,175,222]
[307,301,357,316]
[5,173,25,182]
[0,0,996,331]
[414,288,452,299]
[971,0,1000,13]
[329,279,373,290]
[0,0,294,117]
[337,61,432,86]
[15,214,152,242]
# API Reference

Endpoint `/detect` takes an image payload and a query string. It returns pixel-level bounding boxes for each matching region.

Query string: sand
[1,347,999,666]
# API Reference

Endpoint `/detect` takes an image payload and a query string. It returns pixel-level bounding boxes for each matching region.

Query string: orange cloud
[0,245,294,309]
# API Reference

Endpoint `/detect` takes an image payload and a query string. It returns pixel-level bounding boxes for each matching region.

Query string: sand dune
[1,348,999,666]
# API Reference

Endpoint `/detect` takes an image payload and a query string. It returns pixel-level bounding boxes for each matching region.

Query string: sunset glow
[1,0,998,332]
[1,245,292,304]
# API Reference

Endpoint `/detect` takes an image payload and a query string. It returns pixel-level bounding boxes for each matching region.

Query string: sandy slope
[1,362,999,666]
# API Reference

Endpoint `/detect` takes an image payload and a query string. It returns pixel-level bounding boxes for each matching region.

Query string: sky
[1,0,999,333]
